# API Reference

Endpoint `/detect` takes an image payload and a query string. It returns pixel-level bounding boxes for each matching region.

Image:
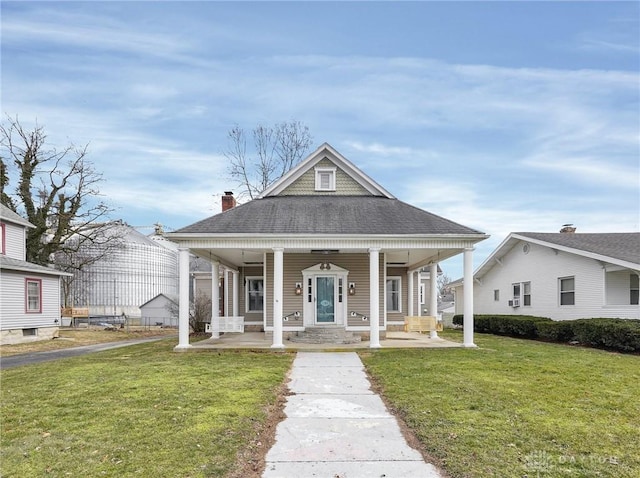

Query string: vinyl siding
[3,221,27,260]
[0,270,61,330]
[279,158,371,196]
[468,240,639,320]
[263,253,385,329]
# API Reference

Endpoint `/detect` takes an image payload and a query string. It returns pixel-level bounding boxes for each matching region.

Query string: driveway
[0,336,174,370]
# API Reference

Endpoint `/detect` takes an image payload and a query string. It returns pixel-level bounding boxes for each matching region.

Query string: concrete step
[289,327,362,344]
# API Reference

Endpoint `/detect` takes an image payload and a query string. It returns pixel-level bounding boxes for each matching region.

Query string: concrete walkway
[263,352,443,478]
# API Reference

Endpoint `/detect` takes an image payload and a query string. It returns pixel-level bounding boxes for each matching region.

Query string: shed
[139,294,178,327]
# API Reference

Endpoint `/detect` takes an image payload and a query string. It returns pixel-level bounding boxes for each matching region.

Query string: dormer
[0,204,34,261]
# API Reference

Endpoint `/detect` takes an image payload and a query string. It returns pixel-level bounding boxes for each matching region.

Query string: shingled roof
[516,232,640,266]
[175,195,483,236]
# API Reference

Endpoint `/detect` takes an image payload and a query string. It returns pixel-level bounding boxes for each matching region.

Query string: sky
[2,1,639,279]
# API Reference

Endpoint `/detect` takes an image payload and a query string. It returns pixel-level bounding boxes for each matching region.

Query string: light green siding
[279,157,371,196]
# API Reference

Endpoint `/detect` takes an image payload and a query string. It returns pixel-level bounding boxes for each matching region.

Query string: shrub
[452,314,551,338]
[452,314,640,353]
[570,318,640,352]
[536,320,575,342]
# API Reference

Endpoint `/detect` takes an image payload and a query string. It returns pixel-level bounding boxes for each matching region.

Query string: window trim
[245,276,264,313]
[25,277,43,313]
[314,167,336,191]
[559,276,575,306]
[631,274,639,306]
[0,222,5,255]
[386,276,402,313]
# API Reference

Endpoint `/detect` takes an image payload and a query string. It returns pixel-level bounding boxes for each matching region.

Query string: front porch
[178,330,463,351]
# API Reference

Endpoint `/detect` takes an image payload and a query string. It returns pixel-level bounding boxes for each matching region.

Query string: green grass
[361,331,640,478]
[1,340,293,477]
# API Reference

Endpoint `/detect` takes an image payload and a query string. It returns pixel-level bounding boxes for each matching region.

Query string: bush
[570,318,640,352]
[536,321,575,342]
[452,315,640,353]
[452,314,551,338]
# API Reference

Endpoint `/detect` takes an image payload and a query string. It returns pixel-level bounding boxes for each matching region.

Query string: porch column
[211,261,220,339]
[369,248,381,348]
[463,247,477,347]
[271,247,284,349]
[232,271,239,317]
[175,247,191,350]
[429,263,439,339]
[407,270,414,317]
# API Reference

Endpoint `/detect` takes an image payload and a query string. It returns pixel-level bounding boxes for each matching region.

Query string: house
[452,230,640,320]
[0,204,71,345]
[167,143,488,349]
[139,293,178,327]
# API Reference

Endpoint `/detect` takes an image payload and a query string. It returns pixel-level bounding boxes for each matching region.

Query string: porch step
[288,327,362,345]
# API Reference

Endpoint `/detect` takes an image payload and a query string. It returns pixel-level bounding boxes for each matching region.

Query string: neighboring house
[139,293,178,327]
[452,231,640,321]
[0,204,71,345]
[168,143,488,349]
[65,223,178,321]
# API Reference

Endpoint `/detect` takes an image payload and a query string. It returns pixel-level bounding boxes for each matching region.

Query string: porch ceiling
[189,245,466,271]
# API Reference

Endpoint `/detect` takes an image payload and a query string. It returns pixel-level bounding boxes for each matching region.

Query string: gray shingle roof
[0,204,34,228]
[517,232,640,265]
[0,255,72,276]
[175,196,484,236]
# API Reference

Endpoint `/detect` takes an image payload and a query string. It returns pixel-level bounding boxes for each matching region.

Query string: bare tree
[225,121,313,200]
[437,272,453,298]
[1,116,118,269]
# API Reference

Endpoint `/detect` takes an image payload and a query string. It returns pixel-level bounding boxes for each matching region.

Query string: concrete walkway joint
[263,352,442,478]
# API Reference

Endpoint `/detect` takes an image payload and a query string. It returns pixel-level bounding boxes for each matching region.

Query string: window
[315,167,336,191]
[386,277,402,312]
[559,277,575,306]
[246,277,264,312]
[512,283,521,300]
[523,282,531,306]
[25,278,42,313]
[494,289,500,301]
[631,274,639,305]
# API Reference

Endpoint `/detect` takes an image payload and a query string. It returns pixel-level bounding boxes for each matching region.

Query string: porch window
[386,276,402,312]
[315,167,336,191]
[26,278,42,313]
[559,277,575,306]
[246,277,264,312]
[631,274,639,305]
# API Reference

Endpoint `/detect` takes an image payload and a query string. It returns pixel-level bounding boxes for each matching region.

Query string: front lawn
[1,340,293,477]
[361,331,640,478]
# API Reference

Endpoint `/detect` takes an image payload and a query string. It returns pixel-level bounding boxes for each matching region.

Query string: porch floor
[185,331,462,351]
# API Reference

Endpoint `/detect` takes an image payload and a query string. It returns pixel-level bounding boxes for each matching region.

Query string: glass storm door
[316,276,335,323]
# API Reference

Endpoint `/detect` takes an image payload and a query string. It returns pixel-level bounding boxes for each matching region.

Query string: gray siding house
[1,204,71,345]
[168,143,488,349]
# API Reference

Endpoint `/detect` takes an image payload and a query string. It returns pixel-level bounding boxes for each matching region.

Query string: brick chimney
[560,224,576,233]
[221,191,236,212]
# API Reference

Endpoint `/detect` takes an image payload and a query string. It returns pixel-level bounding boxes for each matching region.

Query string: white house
[452,231,640,321]
[167,143,488,349]
[0,204,71,345]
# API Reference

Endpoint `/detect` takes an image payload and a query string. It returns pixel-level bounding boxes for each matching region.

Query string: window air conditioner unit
[508,298,520,307]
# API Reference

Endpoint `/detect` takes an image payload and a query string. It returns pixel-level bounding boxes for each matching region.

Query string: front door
[315,276,335,323]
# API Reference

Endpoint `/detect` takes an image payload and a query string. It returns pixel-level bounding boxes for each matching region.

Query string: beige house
[168,143,487,349]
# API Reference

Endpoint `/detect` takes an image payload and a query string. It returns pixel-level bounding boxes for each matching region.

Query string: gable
[258,143,394,199]
[279,157,372,196]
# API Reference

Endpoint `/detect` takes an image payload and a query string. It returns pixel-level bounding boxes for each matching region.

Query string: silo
[67,223,178,322]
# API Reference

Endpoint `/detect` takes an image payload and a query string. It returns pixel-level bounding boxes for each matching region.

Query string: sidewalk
[263,352,443,478]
